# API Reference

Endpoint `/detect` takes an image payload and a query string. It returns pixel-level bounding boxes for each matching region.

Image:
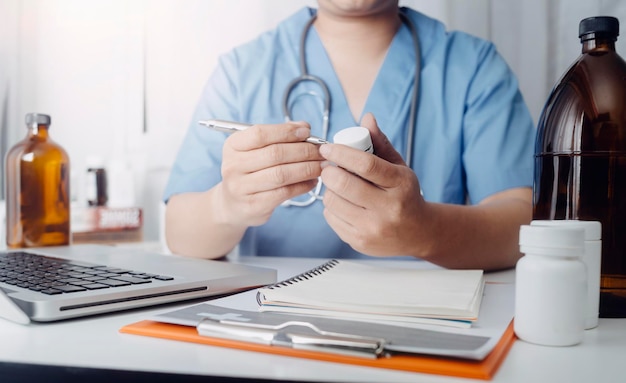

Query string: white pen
[199,119,329,145]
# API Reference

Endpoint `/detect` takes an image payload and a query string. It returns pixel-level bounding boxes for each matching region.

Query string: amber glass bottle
[533,17,626,317]
[5,113,71,247]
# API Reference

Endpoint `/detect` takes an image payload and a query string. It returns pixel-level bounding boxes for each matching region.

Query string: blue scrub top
[163,7,536,259]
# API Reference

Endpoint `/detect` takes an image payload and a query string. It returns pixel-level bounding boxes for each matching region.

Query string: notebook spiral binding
[256,259,339,305]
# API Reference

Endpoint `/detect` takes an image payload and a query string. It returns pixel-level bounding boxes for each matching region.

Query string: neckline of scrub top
[303,11,418,147]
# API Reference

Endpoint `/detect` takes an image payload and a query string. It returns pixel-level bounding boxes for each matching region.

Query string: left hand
[319,113,431,256]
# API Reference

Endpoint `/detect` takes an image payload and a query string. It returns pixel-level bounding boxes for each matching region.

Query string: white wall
[2,0,625,242]
[1,0,321,241]
[0,0,19,201]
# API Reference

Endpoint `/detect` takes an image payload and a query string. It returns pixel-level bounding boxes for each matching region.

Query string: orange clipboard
[120,319,516,380]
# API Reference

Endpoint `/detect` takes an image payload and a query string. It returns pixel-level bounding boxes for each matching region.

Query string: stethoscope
[281,11,421,207]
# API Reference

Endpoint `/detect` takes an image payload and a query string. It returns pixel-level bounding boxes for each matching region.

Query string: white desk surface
[0,255,624,383]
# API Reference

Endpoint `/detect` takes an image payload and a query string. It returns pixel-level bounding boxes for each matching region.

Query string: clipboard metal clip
[197,319,385,359]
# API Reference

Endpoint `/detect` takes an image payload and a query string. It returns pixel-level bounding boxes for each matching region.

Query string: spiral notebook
[256,260,485,328]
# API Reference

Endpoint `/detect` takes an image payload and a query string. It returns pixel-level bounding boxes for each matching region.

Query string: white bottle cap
[333,127,373,153]
[519,225,585,257]
[531,220,601,240]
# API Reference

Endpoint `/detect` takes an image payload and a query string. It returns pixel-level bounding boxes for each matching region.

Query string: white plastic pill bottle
[515,225,587,346]
[530,220,602,329]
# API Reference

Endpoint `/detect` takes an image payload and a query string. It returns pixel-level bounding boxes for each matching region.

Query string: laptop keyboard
[0,251,174,295]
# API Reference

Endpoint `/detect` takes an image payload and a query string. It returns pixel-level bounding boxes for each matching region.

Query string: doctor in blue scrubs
[163,0,536,271]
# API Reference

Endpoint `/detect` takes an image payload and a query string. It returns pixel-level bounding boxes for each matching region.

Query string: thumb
[360,113,406,165]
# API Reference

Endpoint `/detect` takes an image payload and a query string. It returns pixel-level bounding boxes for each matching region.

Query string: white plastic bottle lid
[519,225,585,257]
[333,126,373,153]
[530,220,601,240]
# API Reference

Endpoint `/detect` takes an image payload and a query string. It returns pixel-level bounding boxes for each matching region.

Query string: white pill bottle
[530,220,602,330]
[515,225,587,346]
[333,127,374,153]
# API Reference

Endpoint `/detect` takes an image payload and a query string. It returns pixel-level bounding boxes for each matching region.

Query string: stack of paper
[256,260,485,328]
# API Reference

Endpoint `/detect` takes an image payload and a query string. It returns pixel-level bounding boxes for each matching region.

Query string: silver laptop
[0,244,276,324]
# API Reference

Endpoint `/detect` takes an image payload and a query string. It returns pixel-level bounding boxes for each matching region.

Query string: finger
[323,199,355,230]
[322,204,360,247]
[230,178,319,225]
[228,121,312,151]
[242,161,323,194]
[223,139,318,171]
[322,186,367,218]
[361,113,406,165]
[321,164,382,207]
[319,144,403,188]
[236,142,325,174]
[255,178,320,207]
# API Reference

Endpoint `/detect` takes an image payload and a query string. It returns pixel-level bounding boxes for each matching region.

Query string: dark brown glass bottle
[5,113,71,247]
[86,166,108,207]
[533,16,626,317]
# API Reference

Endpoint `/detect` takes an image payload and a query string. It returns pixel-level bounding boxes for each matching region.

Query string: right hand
[216,121,325,227]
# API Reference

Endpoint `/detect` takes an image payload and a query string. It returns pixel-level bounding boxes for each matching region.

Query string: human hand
[319,113,430,256]
[217,121,325,227]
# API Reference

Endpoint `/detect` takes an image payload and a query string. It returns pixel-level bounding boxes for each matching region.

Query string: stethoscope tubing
[280,10,421,207]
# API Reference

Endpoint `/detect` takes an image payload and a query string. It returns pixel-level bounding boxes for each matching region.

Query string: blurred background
[1,0,625,245]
